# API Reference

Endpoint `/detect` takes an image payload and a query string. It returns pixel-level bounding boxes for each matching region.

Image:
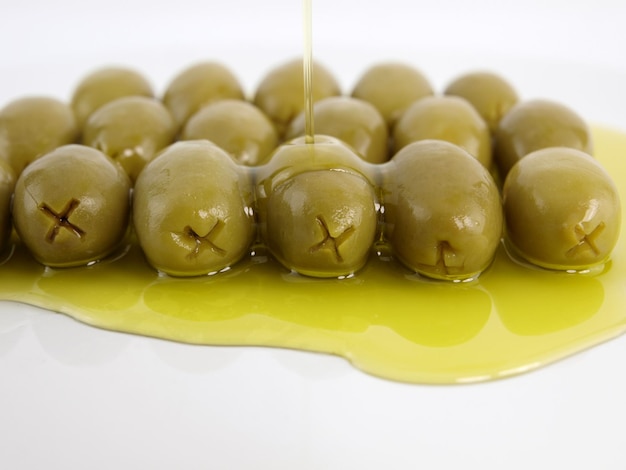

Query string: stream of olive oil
[0,126,624,384]
[303,0,315,143]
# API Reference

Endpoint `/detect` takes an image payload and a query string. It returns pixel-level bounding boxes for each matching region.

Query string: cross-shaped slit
[434,241,454,275]
[566,222,605,257]
[180,220,227,259]
[309,215,355,263]
[39,198,85,243]
[415,240,463,275]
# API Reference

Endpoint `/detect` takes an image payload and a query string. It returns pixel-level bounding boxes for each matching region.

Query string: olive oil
[303,0,315,143]
[0,127,624,384]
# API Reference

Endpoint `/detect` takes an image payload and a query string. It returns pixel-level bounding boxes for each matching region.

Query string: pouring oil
[303,0,315,143]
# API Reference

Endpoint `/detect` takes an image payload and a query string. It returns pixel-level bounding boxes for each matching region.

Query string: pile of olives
[0,59,621,280]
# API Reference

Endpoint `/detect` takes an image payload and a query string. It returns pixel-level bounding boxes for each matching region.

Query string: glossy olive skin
[12,145,131,267]
[253,58,342,137]
[285,96,389,164]
[181,99,279,166]
[503,147,621,271]
[392,96,492,168]
[494,99,593,177]
[444,71,519,134]
[70,66,154,130]
[0,159,15,254]
[351,62,434,128]
[0,96,79,175]
[256,136,378,278]
[385,140,503,281]
[133,140,255,277]
[162,62,245,130]
[82,96,177,182]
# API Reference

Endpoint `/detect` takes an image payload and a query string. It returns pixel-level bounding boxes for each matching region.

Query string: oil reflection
[0,240,40,295]
[148,340,243,374]
[380,283,491,347]
[34,243,142,314]
[0,244,40,358]
[140,251,268,322]
[484,246,605,335]
[30,309,130,366]
[0,301,29,357]
[251,254,492,349]
[10,243,140,366]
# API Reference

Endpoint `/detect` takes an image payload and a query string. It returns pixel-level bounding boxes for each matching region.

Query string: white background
[1,1,626,469]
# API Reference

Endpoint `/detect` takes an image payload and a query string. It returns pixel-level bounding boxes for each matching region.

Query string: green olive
[256,136,378,278]
[385,140,503,281]
[285,96,389,164]
[0,159,15,255]
[0,96,79,175]
[12,144,131,267]
[494,99,593,177]
[253,58,342,137]
[181,99,279,166]
[162,62,245,130]
[444,71,519,134]
[502,147,621,271]
[392,96,492,168]
[133,140,255,277]
[70,66,154,130]
[351,62,434,128]
[82,96,177,182]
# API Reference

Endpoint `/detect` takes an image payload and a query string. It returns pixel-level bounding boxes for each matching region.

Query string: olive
[392,96,492,168]
[162,62,245,130]
[502,147,621,271]
[256,136,378,278]
[385,140,502,281]
[133,140,255,277]
[285,96,389,164]
[253,58,342,137]
[82,96,177,182]
[444,71,519,134]
[494,99,593,177]
[351,62,434,128]
[12,144,131,267]
[0,96,79,175]
[181,99,279,166]
[70,66,154,130]
[0,159,15,254]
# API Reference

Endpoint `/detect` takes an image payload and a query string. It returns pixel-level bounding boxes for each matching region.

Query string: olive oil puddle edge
[1,127,625,385]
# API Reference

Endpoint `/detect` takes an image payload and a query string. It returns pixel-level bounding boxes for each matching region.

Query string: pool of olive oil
[0,126,624,385]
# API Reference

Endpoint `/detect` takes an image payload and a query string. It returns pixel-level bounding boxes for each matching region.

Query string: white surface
[1,1,626,469]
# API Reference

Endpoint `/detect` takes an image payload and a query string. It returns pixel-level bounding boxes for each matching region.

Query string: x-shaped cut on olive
[39,198,85,243]
[180,220,226,259]
[415,240,460,275]
[434,240,457,275]
[309,215,355,263]
[567,222,605,257]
